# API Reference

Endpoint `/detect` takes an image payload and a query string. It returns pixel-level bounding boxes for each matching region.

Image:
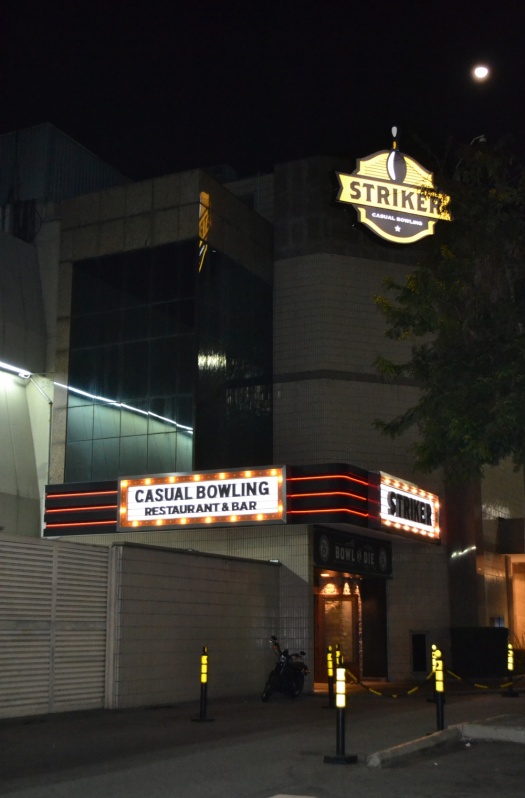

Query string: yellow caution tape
[342,668,436,699]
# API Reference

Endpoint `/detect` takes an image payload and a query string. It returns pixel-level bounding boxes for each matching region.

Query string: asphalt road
[1,687,524,797]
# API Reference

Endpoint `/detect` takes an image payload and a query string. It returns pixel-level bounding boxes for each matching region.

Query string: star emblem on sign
[395,225,401,232]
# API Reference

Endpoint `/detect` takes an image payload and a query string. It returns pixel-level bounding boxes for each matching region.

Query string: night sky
[2,0,525,181]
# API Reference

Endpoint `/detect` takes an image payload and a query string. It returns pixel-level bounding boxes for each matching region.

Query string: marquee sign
[336,143,450,244]
[118,467,286,529]
[379,472,440,540]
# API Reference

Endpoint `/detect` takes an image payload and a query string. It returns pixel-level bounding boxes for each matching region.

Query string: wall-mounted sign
[379,472,440,540]
[336,143,450,244]
[314,528,392,577]
[198,191,211,272]
[118,467,286,529]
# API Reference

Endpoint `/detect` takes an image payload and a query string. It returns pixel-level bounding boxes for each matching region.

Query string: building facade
[1,129,524,702]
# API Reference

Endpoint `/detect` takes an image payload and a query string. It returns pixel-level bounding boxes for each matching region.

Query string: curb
[366,713,525,768]
[458,715,525,745]
[366,727,462,768]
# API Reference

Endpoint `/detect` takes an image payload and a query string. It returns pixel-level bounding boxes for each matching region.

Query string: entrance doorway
[313,528,390,682]
[315,591,360,682]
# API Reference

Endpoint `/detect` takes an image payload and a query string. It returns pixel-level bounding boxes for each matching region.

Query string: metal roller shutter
[0,537,109,718]
[53,543,109,712]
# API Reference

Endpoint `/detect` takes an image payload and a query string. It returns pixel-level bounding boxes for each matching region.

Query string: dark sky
[2,0,525,181]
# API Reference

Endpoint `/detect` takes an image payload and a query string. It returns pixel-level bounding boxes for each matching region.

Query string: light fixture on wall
[55,381,194,434]
[0,360,31,379]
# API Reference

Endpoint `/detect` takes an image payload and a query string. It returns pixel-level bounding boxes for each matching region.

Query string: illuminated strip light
[55,382,193,434]
[47,490,117,499]
[288,474,369,488]
[287,491,366,502]
[46,505,118,513]
[287,508,369,518]
[450,545,476,559]
[0,359,31,379]
[45,520,117,529]
[2,363,193,434]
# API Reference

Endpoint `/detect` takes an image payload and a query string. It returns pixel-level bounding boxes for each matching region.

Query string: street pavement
[1,681,525,797]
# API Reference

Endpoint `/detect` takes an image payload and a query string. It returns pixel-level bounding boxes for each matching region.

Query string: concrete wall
[0,233,47,372]
[108,545,282,708]
[61,523,314,693]
[0,228,58,537]
[0,372,53,537]
[387,539,450,679]
[0,236,54,537]
[273,251,433,485]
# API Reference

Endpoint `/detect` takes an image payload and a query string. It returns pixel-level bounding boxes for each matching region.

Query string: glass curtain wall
[195,248,272,470]
[66,241,197,482]
[65,240,272,483]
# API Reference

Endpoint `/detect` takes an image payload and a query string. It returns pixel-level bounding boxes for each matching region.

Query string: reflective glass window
[65,236,272,482]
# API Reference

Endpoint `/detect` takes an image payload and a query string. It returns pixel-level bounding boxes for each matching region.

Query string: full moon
[472,65,490,81]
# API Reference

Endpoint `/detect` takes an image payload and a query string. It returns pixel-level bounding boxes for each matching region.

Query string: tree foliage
[375,140,525,483]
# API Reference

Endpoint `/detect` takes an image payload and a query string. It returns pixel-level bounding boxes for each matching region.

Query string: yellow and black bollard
[426,643,440,704]
[191,645,215,722]
[433,647,445,731]
[502,643,519,698]
[323,659,358,764]
[325,645,335,709]
[431,643,437,675]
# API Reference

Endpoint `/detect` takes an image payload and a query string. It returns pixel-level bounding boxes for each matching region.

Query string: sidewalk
[1,686,525,797]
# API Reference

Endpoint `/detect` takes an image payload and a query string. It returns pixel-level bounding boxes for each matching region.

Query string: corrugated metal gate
[0,536,109,718]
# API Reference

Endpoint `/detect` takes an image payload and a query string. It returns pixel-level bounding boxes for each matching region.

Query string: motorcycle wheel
[289,672,304,698]
[261,673,277,702]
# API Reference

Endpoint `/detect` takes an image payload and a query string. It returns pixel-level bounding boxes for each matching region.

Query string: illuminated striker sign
[380,472,440,540]
[336,147,450,244]
[118,467,286,529]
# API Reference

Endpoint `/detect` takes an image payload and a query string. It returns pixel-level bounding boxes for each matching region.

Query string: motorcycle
[261,635,309,701]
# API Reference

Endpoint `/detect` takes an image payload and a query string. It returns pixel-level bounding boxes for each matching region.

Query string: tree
[374,139,525,483]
